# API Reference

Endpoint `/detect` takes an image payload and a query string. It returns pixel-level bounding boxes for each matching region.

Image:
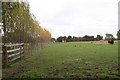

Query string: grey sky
[28,0,119,38]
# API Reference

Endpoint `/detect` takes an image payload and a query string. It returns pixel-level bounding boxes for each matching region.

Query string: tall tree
[2,2,51,44]
[117,30,120,40]
[105,33,114,40]
[96,35,103,41]
[67,36,72,42]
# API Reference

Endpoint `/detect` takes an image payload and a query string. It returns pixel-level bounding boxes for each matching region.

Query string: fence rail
[2,43,24,68]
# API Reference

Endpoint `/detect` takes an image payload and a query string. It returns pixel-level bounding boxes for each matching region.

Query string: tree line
[53,35,103,42]
[2,1,51,44]
[52,32,120,42]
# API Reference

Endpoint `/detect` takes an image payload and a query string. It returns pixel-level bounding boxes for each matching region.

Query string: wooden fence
[2,43,24,68]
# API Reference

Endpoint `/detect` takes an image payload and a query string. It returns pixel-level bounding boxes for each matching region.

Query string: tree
[57,36,64,42]
[67,35,72,42]
[2,2,51,44]
[96,35,103,41]
[105,33,114,40]
[117,30,120,40]
[72,36,79,41]
[82,35,95,41]
[51,38,56,41]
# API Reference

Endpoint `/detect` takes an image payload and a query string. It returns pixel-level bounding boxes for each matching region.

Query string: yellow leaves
[3,2,51,43]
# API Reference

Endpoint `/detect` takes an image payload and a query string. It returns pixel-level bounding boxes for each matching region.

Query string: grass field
[3,41,119,79]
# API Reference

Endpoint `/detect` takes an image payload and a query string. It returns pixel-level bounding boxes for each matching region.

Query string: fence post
[2,45,8,68]
[20,46,22,60]
[22,44,24,57]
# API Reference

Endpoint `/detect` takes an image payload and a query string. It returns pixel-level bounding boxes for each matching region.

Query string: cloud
[29,0,119,38]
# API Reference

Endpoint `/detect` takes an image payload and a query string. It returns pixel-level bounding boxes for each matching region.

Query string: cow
[108,40,114,44]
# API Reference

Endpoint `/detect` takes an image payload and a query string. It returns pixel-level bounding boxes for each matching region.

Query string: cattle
[108,40,114,44]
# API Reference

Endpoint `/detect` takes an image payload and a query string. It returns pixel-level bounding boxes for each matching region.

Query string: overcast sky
[28,0,119,38]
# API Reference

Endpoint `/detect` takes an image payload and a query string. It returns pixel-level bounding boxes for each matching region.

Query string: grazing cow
[105,34,114,44]
[108,40,114,44]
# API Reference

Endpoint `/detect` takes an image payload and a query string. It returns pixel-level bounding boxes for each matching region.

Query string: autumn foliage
[2,2,51,44]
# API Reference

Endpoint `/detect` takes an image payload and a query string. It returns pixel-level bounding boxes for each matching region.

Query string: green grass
[3,42,119,79]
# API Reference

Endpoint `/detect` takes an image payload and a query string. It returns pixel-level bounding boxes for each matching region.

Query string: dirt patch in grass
[95,40,108,44]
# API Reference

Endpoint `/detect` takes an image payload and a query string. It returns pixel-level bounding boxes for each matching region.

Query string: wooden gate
[2,43,24,68]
